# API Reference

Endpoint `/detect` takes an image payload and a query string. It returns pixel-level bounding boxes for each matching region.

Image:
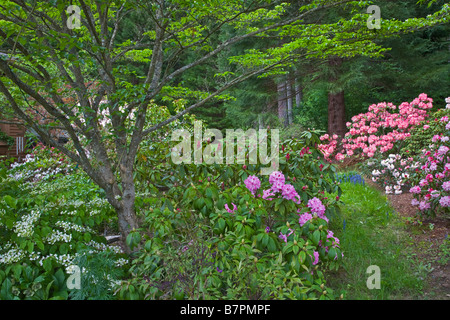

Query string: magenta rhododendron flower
[262,188,275,200]
[281,184,301,204]
[271,181,285,193]
[442,181,450,192]
[438,145,449,155]
[313,251,319,265]
[225,203,237,214]
[298,212,313,226]
[278,232,287,243]
[307,197,326,216]
[269,171,285,186]
[244,175,261,195]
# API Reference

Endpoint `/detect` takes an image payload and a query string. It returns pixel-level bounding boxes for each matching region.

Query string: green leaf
[328,247,337,260]
[299,251,306,263]
[3,195,17,209]
[0,278,13,300]
[267,237,277,252]
[27,241,34,254]
[83,232,92,242]
[43,259,52,272]
[312,230,320,246]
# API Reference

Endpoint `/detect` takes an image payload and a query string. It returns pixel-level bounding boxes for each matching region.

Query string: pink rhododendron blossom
[307,197,326,216]
[225,203,237,214]
[409,186,421,194]
[319,95,434,161]
[298,212,313,226]
[244,175,261,195]
[269,171,285,186]
[278,232,287,244]
[439,196,450,207]
[438,145,449,155]
[442,181,450,191]
[419,201,431,211]
[312,251,319,265]
[262,189,275,200]
[281,184,301,204]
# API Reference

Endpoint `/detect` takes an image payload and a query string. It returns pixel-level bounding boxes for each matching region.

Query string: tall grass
[326,180,426,299]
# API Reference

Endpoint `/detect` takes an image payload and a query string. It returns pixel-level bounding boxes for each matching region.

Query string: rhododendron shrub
[125,130,344,300]
[319,94,434,161]
[401,107,450,157]
[362,153,418,194]
[406,104,450,218]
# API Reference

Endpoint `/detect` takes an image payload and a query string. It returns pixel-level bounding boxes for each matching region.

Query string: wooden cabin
[0,120,27,162]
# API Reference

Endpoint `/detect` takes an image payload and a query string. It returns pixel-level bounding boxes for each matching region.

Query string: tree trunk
[277,81,288,127]
[116,199,139,254]
[258,114,264,129]
[295,79,302,110]
[327,90,346,138]
[327,57,346,138]
[116,165,139,254]
[286,79,293,125]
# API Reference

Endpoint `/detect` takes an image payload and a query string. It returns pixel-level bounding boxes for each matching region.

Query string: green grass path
[326,181,426,300]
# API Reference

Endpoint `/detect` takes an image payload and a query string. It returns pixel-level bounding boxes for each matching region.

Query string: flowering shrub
[362,153,418,194]
[319,94,434,161]
[0,148,126,300]
[406,104,450,217]
[120,130,344,300]
[401,107,450,157]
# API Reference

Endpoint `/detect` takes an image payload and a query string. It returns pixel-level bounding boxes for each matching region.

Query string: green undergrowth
[326,180,426,299]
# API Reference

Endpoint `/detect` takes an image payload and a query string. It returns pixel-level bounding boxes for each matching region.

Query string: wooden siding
[0,122,28,161]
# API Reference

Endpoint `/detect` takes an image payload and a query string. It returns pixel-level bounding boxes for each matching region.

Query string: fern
[68,249,125,300]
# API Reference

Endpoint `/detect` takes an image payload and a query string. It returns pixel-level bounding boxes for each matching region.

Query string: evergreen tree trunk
[327,57,346,137]
[277,81,288,127]
[258,114,264,129]
[286,79,293,125]
[295,79,302,110]
[328,90,346,137]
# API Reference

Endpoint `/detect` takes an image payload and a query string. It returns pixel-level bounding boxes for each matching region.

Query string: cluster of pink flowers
[298,197,329,225]
[319,94,433,161]
[244,175,261,195]
[408,99,450,215]
[321,230,343,260]
[240,171,342,266]
[245,171,302,204]
[307,197,328,223]
[298,212,313,226]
